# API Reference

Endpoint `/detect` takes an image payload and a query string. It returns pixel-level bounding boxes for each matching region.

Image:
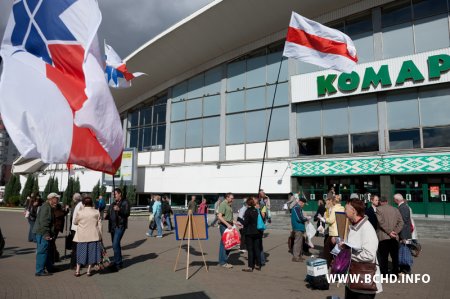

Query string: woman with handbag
[73,196,102,277]
[339,198,382,299]
[242,196,262,272]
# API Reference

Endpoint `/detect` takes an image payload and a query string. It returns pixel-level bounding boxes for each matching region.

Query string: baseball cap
[350,193,359,199]
[47,192,61,199]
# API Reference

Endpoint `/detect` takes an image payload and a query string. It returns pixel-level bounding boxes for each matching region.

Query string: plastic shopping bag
[306,222,317,248]
[399,243,414,267]
[222,226,241,250]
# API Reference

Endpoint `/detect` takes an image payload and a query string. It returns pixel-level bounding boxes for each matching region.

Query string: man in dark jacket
[104,188,130,271]
[365,195,380,230]
[394,193,412,274]
[33,193,59,276]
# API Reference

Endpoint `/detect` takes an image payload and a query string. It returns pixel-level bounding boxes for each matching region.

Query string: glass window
[246,87,266,111]
[420,87,450,127]
[128,128,138,148]
[226,113,245,144]
[153,105,166,124]
[296,61,322,75]
[267,53,288,83]
[172,81,188,102]
[246,55,266,88]
[266,82,289,107]
[382,2,412,28]
[423,126,450,148]
[186,119,202,148]
[188,74,204,99]
[140,127,152,150]
[324,135,349,154]
[128,110,139,127]
[352,33,374,64]
[154,125,166,150]
[389,129,421,150]
[140,107,152,125]
[268,107,289,141]
[186,98,202,119]
[299,138,321,155]
[170,121,185,149]
[382,23,414,59]
[246,110,266,143]
[226,90,245,113]
[227,60,245,91]
[297,101,322,138]
[204,66,222,96]
[203,117,220,146]
[203,95,221,117]
[346,15,373,36]
[349,95,378,133]
[171,101,185,121]
[413,0,448,20]
[352,132,379,152]
[323,99,348,136]
[387,91,419,129]
[414,15,449,53]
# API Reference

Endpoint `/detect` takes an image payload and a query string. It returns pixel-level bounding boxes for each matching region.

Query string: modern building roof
[112,0,361,113]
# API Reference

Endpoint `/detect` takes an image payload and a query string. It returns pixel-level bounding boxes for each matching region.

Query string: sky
[0,0,214,59]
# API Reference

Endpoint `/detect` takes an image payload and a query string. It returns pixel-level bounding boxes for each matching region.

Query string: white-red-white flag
[283,12,358,73]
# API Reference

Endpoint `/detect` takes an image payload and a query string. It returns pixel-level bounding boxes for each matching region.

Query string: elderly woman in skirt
[73,196,102,277]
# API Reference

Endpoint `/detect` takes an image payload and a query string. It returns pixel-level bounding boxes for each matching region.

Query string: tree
[62,177,74,205]
[4,175,21,206]
[100,184,106,197]
[32,177,39,197]
[127,185,137,206]
[21,175,34,204]
[92,180,100,201]
[51,177,59,194]
[43,177,54,200]
[74,177,80,194]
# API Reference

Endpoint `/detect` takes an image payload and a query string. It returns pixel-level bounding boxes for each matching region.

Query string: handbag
[331,248,351,274]
[257,211,266,231]
[348,261,377,291]
[399,243,414,266]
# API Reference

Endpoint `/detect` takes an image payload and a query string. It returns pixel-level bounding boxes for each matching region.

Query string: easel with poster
[335,211,350,241]
[173,211,209,279]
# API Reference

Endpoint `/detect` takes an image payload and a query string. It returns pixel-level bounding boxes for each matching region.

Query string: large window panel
[324,135,349,154]
[423,126,450,148]
[154,125,166,150]
[246,87,266,111]
[203,95,221,117]
[140,107,152,125]
[128,110,139,127]
[323,99,348,136]
[414,15,449,53]
[389,129,420,150]
[171,101,185,122]
[382,2,412,28]
[297,102,322,138]
[204,66,222,95]
[267,53,288,82]
[246,110,266,143]
[267,82,289,107]
[352,34,374,63]
[387,92,419,129]
[420,88,450,127]
[186,119,202,148]
[246,55,266,88]
[140,127,152,150]
[170,121,185,149]
[382,24,414,59]
[226,90,245,113]
[296,61,322,75]
[352,132,379,153]
[226,114,245,144]
[186,98,202,119]
[413,0,448,20]
[172,81,188,102]
[188,74,204,99]
[203,117,220,146]
[128,128,139,149]
[349,96,378,133]
[299,138,321,155]
[153,105,166,124]
[227,60,245,91]
[268,107,289,141]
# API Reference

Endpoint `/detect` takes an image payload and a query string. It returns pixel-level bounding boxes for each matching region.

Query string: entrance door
[427,176,450,218]
[392,176,426,216]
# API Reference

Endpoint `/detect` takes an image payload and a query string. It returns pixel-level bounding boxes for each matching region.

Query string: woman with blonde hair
[320,194,345,267]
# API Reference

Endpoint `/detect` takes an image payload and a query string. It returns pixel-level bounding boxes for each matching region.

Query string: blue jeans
[164,214,172,230]
[35,234,52,274]
[218,225,230,265]
[110,227,125,266]
[28,219,36,242]
[155,215,163,236]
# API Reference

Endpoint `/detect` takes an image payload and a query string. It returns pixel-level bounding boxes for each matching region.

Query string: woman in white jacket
[341,198,382,299]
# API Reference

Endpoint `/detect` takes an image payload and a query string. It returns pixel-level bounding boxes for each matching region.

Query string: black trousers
[323,235,334,268]
[345,287,376,299]
[378,239,399,275]
[245,234,261,269]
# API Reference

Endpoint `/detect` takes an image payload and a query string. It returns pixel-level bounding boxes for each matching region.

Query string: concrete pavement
[1,210,449,299]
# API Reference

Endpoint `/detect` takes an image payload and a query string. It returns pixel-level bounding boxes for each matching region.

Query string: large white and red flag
[283,12,358,73]
[0,0,123,174]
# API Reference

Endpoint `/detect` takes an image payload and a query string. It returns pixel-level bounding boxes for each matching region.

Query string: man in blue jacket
[291,197,310,262]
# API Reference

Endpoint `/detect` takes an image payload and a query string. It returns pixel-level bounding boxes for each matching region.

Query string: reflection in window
[352,132,379,153]
[423,126,450,148]
[203,117,220,146]
[186,119,202,148]
[324,135,349,154]
[299,138,321,155]
[226,114,245,144]
[389,129,421,150]
[170,121,186,150]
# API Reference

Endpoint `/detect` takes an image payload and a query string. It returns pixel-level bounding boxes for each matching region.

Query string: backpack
[306,275,330,290]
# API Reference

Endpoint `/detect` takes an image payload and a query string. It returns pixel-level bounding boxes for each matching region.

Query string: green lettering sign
[428,54,450,79]
[361,65,392,90]
[396,60,425,85]
[317,74,337,96]
[338,72,360,92]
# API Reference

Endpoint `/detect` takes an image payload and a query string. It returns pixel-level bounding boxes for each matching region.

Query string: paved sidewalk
[1,211,449,299]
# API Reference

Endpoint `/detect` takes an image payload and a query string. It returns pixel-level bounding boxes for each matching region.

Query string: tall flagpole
[258,57,284,193]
